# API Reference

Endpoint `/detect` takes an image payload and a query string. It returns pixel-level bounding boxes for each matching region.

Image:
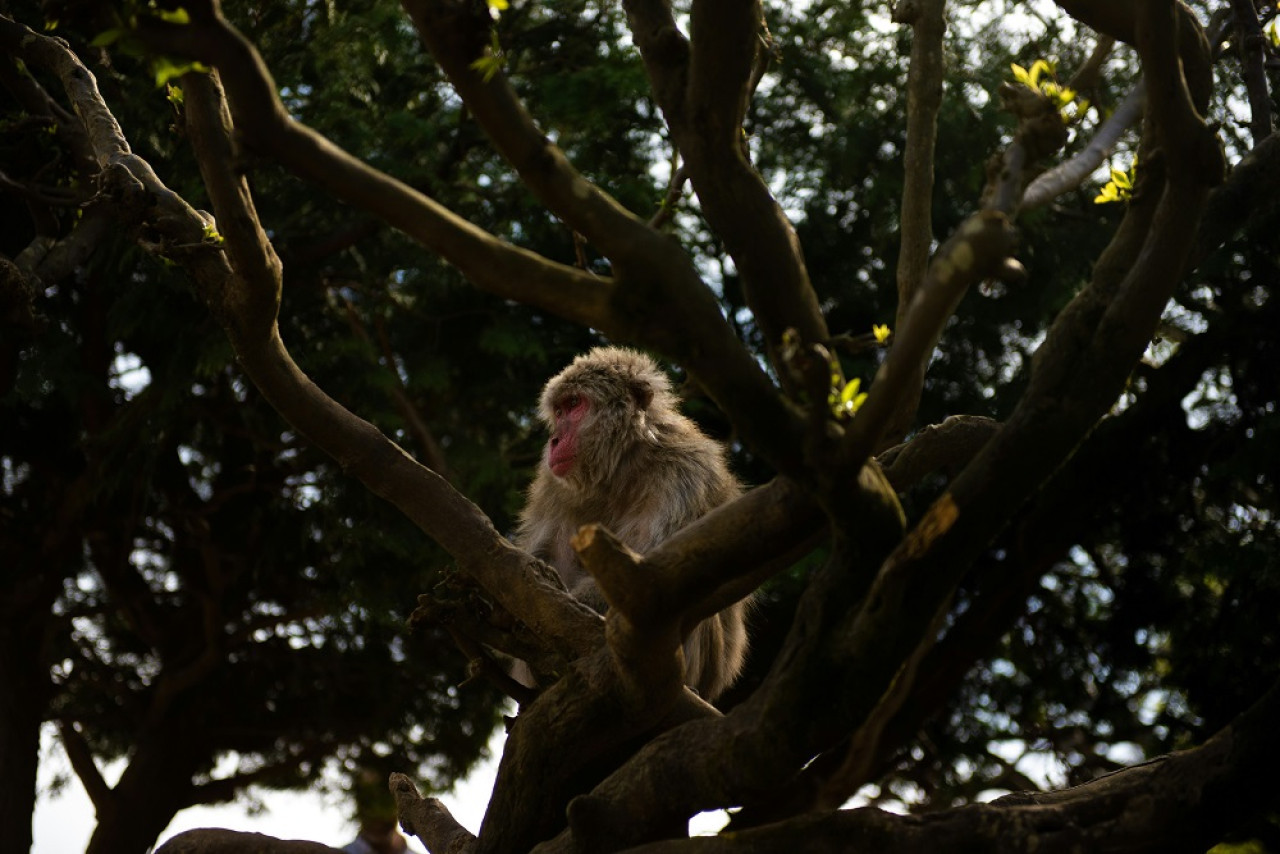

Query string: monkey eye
[555,394,581,417]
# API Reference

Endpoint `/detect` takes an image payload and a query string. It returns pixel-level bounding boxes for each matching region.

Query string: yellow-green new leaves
[470,29,506,82]
[831,377,868,420]
[828,325,889,420]
[1095,157,1137,204]
[469,0,512,81]
[1010,59,1088,122]
[781,327,887,421]
[201,223,225,246]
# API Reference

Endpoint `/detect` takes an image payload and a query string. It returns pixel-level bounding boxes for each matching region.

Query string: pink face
[547,393,589,477]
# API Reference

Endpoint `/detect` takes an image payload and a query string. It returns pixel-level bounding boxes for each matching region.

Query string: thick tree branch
[575,526,686,709]
[643,476,827,628]
[578,474,843,706]
[621,677,1280,854]
[154,830,342,854]
[531,472,907,852]
[481,654,716,854]
[687,0,759,151]
[1134,3,1223,182]
[877,415,1001,491]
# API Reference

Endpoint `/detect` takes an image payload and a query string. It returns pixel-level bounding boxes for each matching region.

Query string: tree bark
[0,623,53,854]
[85,720,206,854]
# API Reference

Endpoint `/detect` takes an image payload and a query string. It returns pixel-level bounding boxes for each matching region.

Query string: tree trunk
[0,620,54,854]
[85,721,205,854]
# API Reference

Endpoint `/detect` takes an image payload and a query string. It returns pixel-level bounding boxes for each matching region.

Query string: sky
[32,723,499,854]
[32,721,732,853]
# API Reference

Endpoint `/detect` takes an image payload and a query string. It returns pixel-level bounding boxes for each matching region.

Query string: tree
[2,0,1279,853]
[1,3,520,852]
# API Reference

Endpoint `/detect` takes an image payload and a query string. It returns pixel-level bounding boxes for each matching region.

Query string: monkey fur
[515,347,749,701]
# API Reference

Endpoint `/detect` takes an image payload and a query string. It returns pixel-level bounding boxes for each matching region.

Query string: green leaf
[154,7,192,25]
[91,28,124,47]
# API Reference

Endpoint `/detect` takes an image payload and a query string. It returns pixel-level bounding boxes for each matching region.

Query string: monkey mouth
[549,456,576,477]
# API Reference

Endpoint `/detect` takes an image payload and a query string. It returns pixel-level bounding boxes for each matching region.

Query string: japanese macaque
[515,347,749,701]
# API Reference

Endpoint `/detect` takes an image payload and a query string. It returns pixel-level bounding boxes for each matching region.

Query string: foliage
[1,0,1279,853]
[1094,156,1136,204]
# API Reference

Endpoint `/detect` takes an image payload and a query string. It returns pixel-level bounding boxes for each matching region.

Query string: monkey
[514,346,749,701]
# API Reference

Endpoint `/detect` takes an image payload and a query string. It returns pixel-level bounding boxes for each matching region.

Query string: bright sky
[32,723,499,854]
[32,721,732,852]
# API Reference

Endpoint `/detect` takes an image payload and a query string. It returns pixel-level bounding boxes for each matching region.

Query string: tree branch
[828,13,1221,803]
[177,69,601,661]
[1021,81,1145,211]
[841,212,1020,464]
[134,2,613,329]
[56,721,113,815]
[687,0,760,151]
[141,2,811,483]
[531,476,907,852]
[889,0,946,437]
[643,476,827,628]
[619,676,1280,854]
[1,16,599,674]
[392,773,477,854]
[1229,0,1273,146]
[154,830,342,854]
[398,0,665,264]
[877,415,1001,491]
[1134,2,1223,183]
[866,0,948,447]
[1055,1,1214,110]
[624,0,829,378]
[575,526,686,709]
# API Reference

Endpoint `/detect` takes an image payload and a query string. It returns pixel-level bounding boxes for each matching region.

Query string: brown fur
[515,347,749,700]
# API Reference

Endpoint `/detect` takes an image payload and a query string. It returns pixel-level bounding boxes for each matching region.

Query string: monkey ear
[628,378,655,411]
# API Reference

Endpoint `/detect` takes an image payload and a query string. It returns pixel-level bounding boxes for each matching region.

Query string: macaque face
[547,392,590,477]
